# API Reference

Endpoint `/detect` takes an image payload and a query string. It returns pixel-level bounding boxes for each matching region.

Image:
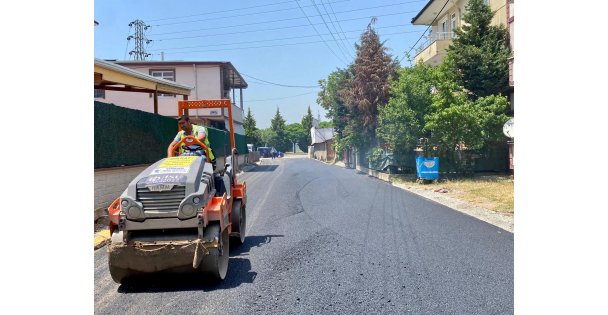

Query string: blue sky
[94,0,429,128]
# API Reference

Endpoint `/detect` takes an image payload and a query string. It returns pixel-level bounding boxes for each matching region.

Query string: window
[94,89,105,98]
[151,70,174,81]
[441,19,448,33]
[451,13,457,32]
[150,69,176,97]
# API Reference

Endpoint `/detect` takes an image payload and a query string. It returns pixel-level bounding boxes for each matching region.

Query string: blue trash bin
[416,156,439,180]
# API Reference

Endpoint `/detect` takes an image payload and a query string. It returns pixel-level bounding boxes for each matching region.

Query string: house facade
[95,60,248,134]
[412,0,508,66]
[309,127,335,162]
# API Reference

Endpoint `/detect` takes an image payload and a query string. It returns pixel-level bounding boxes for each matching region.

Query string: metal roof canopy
[94,58,193,95]
[115,60,248,89]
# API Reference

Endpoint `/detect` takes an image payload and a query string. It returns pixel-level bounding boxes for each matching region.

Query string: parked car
[257,147,272,158]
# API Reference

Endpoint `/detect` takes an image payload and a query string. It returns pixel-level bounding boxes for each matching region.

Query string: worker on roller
[167,115,215,164]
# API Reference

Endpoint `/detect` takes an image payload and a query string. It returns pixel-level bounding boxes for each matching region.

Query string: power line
[152,0,351,27]
[153,10,419,41]
[308,0,352,60]
[123,24,133,60]
[248,81,286,87]
[247,92,317,102]
[150,30,424,55]
[147,0,298,22]
[322,0,354,58]
[149,1,425,34]
[293,0,348,65]
[241,73,319,88]
[148,24,417,52]
[400,0,450,64]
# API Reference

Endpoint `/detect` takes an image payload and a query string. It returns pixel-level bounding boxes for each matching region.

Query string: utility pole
[127,20,152,60]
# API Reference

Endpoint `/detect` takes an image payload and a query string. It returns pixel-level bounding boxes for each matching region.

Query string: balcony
[414,32,456,66]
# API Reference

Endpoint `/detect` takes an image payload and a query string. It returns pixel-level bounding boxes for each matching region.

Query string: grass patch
[392,174,514,214]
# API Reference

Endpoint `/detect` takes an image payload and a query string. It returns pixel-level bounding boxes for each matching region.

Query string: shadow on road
[230,234,283,256]
[116,234,283,294]
[244,165,279,173]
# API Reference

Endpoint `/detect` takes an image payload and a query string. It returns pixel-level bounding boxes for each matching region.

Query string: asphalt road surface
[94,156,513,314]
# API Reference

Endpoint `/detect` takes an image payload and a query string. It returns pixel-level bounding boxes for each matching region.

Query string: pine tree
[447,0,511,98]
[301,105,313,146]
[341,18,394,147]
[243,107,257,138]
[270,107,290,152]
[270,107,286,132]
[243,107,259,146]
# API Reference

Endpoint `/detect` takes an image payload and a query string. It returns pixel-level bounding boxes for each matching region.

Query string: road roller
[107,99,247,283]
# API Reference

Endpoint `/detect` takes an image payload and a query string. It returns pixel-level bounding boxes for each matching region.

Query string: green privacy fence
[206,127,248,156]
[95,101,248,169]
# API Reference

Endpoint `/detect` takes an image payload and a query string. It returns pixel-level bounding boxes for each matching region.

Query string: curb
[94,230,110,250]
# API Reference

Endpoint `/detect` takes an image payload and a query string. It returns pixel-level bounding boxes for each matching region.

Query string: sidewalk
[93,161,260,250]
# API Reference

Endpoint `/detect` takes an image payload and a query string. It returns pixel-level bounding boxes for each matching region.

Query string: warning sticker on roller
[159,156,197,168]
[150,167,190,175]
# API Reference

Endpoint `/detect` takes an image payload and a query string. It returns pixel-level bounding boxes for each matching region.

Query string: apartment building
[411,0,508,66]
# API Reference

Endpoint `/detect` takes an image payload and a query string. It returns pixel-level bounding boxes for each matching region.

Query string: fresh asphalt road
[94,156,513,314]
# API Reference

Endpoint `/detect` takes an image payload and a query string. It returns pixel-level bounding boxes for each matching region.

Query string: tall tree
[243,107,259,145]
[341,18,394,148]
[301,105,313,147]
[423,58,510,171]
[258,128,275,147]
[378,62,437,159]
[317,66,353,141]
[317,66,355,159]
[447,0,511,98]
[285,123,307,152]
[270,107,286,132]
[269,107,290,152]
